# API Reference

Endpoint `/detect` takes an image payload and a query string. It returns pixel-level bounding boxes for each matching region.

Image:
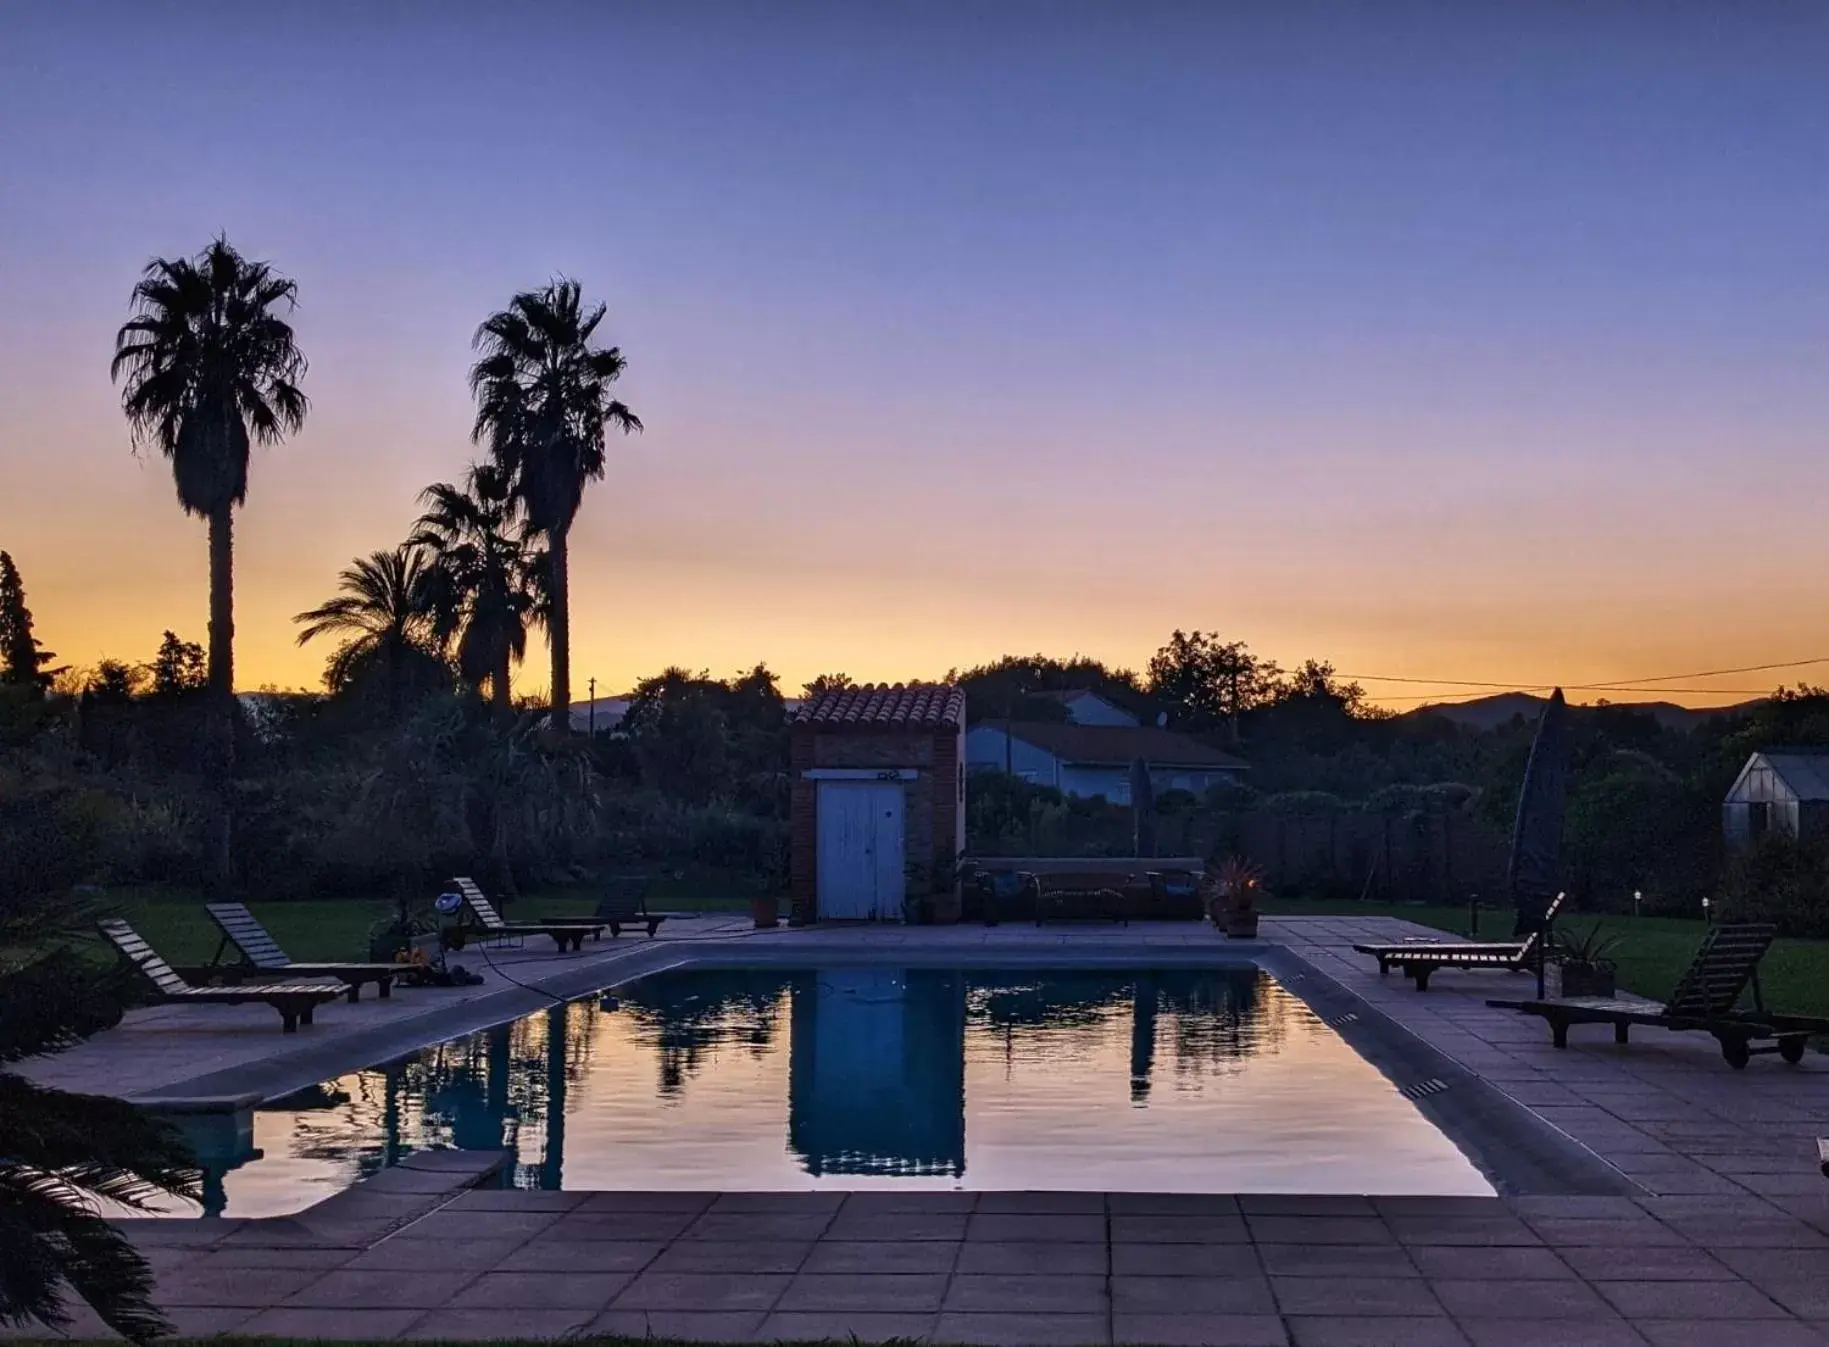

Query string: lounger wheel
[1614,1022,1630,1045]
[1551,1021,1570,1049]
[1780,1037,1807,1065]
[1720,1036,1751,1070]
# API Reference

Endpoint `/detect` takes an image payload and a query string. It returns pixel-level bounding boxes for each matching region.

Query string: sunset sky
[2,3,1826,708]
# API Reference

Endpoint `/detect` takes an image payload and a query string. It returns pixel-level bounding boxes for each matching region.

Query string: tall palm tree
[410,463,539,715]
[111,237,307,887]
[293,547,444,710]
[470,279,640,732]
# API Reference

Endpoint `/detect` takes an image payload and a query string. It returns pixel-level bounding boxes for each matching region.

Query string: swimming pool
[164,964,1493,1216]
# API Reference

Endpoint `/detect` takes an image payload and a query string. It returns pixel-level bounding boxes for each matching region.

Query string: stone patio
[17,912,1829,1343]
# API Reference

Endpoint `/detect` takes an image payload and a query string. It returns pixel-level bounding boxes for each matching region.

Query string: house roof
[995,721,1249,770]
[1741,750,1829,801]
[794,682,965,731]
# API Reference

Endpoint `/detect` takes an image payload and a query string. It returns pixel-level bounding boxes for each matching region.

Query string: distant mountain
[1405,692,1766,733]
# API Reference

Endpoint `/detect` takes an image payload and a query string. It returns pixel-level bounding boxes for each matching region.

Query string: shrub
[1721,832,1829,938]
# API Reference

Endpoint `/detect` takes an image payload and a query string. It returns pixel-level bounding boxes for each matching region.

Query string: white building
[964,691,1248,803]
[1723,749,1829,848]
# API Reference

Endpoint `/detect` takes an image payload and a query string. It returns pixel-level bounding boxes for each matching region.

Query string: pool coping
[145,932,1638,1201]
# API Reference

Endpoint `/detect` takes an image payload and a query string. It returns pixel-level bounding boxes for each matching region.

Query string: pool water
[170,966,1491,1216]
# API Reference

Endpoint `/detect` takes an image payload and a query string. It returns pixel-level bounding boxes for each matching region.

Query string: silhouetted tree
[294,548,447,712]
[411,464,539,714]
[148,630,205,698]
[0,552,54,691]
[1147,630,1281,740]
[470,279,641,733]
[111,237,308,887]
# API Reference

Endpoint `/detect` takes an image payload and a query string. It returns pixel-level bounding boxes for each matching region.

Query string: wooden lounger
[594,876,665,937]
[1489,922,1829,1069]
[99,918,344,1033]
[1354,893,1566,990]
[202,902,404,1002]
[452,877,604,951]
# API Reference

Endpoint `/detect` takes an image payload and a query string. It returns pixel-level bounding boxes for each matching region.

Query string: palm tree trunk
[493,651,513,717]
[548,526,570,734]
[204,505,236,894]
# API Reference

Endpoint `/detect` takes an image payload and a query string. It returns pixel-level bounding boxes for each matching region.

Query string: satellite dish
[1156,712,1168,728]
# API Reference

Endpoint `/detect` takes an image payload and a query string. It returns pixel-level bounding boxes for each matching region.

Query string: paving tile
[1111,1213,1250,1244]
[494,1238,664,1273]
[1408,1246,1575,1280]
[1113,1275,1276,1314]
[444,1270,631,1310]
[280,1269,475,1309]
[933,1311,1109,1345]
[1711,1248,1829,1284]
[645,1240,813,1273]
[946,1273,1111,1313]
[1509,1197,1645,1221]
[759,1311,939,1342]
[536,1210,698,1242]
[841,1190,979,1215]
[1286,1316,1472,1346]
[1633,1323,1828,1347]
[1666,1217,1829,1249]
[804,1240,961,1274]
[182,1245,356,1272]
[977,1191,1106,1214]
[1388,1216,1542,1247]
[343,1236,533,1271]
[1764,1286,1829,1319]
[611,1271,791,1311]
[775,1272,950,1313]
[1375,1197,1513,1218]
[1241,1195,1376,1216]
[970,1213,1108,1243]
[160,1306,259,1338]
[1249,1216,1396,1246]
[682,1211,836,1242]
[1597,1279,1791,1319]
[442,1188,589,1212]
[1272,1277,1444,1316]
[826,1211,971,1241]
[1112,1312,1289,1346]
[585,1309,767,1341]
[1457,1322,1650,1347]
[237,1306,427,1339]
[1556,1246,1735,1281]
[388,1209,562,1242]
[1110,1242,1259,1277]
[151,1266,330,1307]
[1108,1193,1241,1216]
[1257,1243,1419,1278]
[572,1191,717,1214]
[708,1190,846,1214]
[1431,1278,1618,1319]
[1528,1219,1694,1248]
[397,1307,594,1339]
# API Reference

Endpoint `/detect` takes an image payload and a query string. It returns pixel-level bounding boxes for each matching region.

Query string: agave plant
[0,795,200,1340]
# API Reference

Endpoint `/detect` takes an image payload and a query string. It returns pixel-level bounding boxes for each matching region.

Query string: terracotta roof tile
[794,682,965,731]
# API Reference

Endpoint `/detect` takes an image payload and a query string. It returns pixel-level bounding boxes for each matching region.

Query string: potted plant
[751,892,780,929]
[1555,924,1622,998]
[1205,855,1264,939]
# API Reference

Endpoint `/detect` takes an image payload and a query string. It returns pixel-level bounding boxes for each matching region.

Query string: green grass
[90,878,749,965]
[1260,896,1829,1020]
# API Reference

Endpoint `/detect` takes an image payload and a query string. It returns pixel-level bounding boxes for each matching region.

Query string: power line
[1570,656,1829,688]
[1339,655,1829,697]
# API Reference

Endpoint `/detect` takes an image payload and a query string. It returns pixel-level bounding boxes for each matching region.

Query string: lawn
[1261,896,1829,1020]
[88,878,750,966]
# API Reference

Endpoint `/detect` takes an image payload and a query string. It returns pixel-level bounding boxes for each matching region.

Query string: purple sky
[2,3,1827,704]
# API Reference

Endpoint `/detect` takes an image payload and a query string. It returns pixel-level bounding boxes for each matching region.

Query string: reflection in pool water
[161,966,1491,1216]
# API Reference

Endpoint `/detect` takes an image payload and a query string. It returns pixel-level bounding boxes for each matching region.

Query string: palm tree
[111,237,307,886]
[470,279,640,732]
[410,463,540,715]
[293,547,444,711]
[1,794,199,1342]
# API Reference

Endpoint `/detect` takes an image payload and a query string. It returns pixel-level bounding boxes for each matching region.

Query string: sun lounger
[452,877,604,951]
[1489,921,1829,1069]
[202,902,406,1002]
[593,875,665,937]
[99,918,344,1033]
[1818,1138,1829,1178]
[1354,893,1566,990]
[1035,872,1132,925]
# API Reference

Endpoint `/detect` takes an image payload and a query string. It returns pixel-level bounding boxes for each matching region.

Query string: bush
[1721,832,1829,938]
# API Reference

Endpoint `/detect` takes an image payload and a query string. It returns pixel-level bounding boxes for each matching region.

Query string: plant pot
[932,891,963,925]
[1225,913,1260,939]
[1560,962,1615,998]
[751,895,780,929]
